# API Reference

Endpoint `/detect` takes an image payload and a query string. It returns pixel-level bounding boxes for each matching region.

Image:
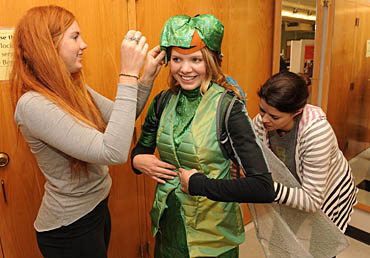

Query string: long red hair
[10,5,106,176]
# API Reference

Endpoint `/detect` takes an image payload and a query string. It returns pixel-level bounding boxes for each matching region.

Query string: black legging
[36,197,111,258]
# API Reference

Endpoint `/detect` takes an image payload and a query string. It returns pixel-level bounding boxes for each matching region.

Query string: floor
[239,148,370,258]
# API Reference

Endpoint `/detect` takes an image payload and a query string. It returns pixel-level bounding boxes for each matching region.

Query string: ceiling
[283,0,316,11]
[282,0,317,22]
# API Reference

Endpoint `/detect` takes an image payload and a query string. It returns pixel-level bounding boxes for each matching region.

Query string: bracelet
[119,73,139,80]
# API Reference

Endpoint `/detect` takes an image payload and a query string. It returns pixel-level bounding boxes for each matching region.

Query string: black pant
[36,197,111,258]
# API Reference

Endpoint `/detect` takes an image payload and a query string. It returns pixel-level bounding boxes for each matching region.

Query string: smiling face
[259,98,301,133]
[58,20,87,74]
[170,48,206,91]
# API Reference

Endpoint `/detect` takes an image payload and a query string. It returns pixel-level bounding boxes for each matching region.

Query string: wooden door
[345,1,370,158]
[0,0,146,257]
[326,0,357,153]
[0,83,45,258]
[327,0,370,159]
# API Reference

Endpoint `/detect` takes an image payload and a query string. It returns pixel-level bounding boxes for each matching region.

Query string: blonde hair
[10,5,106,176]
[168,47,242,100]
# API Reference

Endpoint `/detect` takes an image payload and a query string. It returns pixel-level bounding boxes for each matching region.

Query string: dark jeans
[36,197,111,258]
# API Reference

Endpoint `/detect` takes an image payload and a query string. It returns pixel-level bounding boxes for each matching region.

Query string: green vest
[150,84,245,257]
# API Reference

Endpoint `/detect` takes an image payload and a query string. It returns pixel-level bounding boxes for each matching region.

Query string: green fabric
[150,84,244,258]
[160,14,224,64]
[173,87,202,148]
[154,191,239,258]
[138,98,161,148]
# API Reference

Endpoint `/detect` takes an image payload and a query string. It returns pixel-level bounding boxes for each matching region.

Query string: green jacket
[151,84,244,257]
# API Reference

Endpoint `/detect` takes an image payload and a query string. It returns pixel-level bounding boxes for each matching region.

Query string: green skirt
[154,191,239,258]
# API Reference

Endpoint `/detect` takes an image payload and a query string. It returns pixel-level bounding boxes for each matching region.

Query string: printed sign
[0,29,14,81]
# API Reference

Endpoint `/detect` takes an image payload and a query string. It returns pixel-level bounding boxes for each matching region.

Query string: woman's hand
[120,30,149,84]
[133,154,177,184]
[139,46,166,85]
[178,168,198,194]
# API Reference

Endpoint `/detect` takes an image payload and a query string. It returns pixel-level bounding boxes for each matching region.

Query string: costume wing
[248,143,349,258]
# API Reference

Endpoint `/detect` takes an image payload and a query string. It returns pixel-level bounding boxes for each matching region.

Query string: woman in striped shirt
[252,71,357,233]
[179,71,357,233]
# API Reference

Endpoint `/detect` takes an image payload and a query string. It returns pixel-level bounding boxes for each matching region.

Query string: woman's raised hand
[133,154,177,184]
[139,46,166,85]
[120,30,148,81]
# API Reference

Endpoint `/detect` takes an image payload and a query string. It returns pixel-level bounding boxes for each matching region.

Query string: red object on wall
[304,45,314,60]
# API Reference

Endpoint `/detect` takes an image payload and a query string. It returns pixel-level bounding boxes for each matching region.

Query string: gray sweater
[14,82,152,232]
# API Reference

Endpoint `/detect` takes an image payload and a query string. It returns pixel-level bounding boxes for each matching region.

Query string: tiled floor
[240,148,370,257]
[350,148,370,208]
[240,218,370,258]
[239,221,370,258]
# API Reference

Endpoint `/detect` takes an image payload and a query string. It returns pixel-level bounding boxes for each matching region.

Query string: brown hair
[258,71,309,113]
[10,5,106,176]
[168,47,242,100]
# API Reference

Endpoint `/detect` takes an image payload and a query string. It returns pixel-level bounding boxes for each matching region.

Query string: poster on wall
[0,28,14,81]
[304,45,314,77]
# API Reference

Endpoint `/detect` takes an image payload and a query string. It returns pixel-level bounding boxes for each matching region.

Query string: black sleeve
[188,100,276,203]
[130,93,162,174]
[188,173,275,203]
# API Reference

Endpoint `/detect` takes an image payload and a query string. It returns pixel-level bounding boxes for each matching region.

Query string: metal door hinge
[321,0,331,7]
[355,17,360,26]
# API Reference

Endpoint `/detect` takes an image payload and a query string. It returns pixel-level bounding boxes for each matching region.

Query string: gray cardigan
[14,82,152,231]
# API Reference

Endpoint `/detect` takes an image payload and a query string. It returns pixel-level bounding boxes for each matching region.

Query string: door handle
[0,152,9,167]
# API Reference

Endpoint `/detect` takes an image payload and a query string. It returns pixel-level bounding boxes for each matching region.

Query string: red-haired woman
[10,5,164,258]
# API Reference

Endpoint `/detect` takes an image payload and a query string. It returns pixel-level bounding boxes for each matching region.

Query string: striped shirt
[253,104,357,233]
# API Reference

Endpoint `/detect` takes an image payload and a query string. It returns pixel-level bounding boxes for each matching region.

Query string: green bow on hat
[160,14,224,64]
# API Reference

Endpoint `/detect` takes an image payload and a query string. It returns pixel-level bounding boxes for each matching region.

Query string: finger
[148,45,160,56]
[153,50,166,63]
[153,176,166,184]
[133,31,142,42]
[137,35,146,49]
[157,160,177,170]
[159,170,177,177]
[156,172,175,180]
[142,43,149,55]
[124,30,136,41]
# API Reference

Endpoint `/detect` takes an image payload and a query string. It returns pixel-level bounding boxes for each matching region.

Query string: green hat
[160,14,224,64]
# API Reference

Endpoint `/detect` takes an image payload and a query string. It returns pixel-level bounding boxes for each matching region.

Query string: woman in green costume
[131,14,275,258]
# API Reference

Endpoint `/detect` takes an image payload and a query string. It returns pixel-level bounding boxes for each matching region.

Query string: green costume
[137,14,244,258]
[136,83,244,257]
[153,84,244,257]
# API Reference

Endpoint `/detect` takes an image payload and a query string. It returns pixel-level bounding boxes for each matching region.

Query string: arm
[16,30,149,166]
[17,84,138,165]
[180,100,275,203]
[136,45,166,116]
[87,86,113,123]
[130,93,176,183]
[87,45,165,122]
[274,120,334,212]
[87,83,152,123]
